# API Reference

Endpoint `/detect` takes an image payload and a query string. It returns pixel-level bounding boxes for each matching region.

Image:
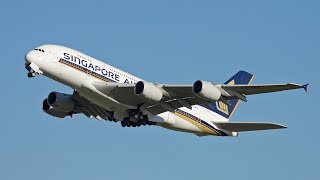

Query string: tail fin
[210,71,254,120]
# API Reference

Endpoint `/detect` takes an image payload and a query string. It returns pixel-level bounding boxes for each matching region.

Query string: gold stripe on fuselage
[175,111,221,136]
[59,59,114,83]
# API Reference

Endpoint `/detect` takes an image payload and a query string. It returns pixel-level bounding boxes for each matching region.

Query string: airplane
[24,44,309,137]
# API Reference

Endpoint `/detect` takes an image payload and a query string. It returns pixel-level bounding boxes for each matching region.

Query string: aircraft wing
[221,83,308,95]
[214,122,287,132]
[70,92,114,120]
[92,82,200,115]
[91,81,307,115]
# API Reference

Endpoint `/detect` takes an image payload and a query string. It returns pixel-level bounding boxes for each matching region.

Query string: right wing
[71,92,114,120]
[214,122,287,132]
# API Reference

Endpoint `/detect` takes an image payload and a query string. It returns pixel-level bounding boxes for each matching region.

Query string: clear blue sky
[1,0,319,179]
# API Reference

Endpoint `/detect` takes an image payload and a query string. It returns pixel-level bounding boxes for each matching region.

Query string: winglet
[302,84,309,92]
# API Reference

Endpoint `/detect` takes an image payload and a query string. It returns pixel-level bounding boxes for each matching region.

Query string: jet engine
[42,99,69,118]
[193,80,221,101]
[134,81,163,101]
[47,92,75,112]
[42,92,75,118]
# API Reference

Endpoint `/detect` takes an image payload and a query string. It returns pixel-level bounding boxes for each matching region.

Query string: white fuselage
[25,44,236,137]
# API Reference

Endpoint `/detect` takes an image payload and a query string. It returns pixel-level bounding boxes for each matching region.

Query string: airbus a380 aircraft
[25,44,308,137]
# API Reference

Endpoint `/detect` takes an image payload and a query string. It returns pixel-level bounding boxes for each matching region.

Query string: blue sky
[1,0,319,179]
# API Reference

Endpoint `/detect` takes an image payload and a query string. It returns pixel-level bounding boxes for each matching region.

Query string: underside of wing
[92,81,200,115]
[71,92,114,120]
[214,122,287,132]
[89,71,307,116]
[222,83,306,95]
[92,82,146,106]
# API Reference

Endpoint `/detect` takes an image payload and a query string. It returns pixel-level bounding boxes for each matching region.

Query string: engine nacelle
[134,81,163,101]
[193,80,221,101]
[47,92,75,112]
[42,99,69,118]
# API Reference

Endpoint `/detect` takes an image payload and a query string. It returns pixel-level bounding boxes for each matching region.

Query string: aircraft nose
[25,51,34,64]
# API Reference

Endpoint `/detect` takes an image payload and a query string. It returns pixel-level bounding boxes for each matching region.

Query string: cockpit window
[34,48,45,52]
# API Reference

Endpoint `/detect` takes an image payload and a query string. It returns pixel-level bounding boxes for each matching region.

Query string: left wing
[92,82,200,115]
[221,83,309,96]
[90,70,308,115]
[92,81,307,115]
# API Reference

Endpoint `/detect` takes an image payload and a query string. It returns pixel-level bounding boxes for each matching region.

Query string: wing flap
[214,122,287,132]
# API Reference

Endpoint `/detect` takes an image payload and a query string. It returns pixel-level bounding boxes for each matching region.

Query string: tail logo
[216,101,229,115]
[215,79,235,115]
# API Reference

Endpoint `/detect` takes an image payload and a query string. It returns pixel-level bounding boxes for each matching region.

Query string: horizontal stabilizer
[214,122,287,132]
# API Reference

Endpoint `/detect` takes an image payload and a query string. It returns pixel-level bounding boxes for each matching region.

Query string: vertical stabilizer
[208,71,254,120]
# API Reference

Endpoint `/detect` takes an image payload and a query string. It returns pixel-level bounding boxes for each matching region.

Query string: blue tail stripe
[224,70,254,85]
